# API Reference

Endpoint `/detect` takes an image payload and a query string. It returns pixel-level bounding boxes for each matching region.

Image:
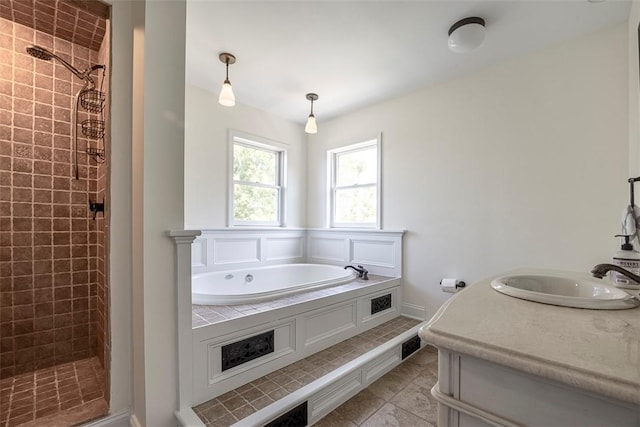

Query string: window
[328,136,381,228]
[229,131,286,226]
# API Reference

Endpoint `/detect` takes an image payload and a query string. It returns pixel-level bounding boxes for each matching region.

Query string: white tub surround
[305,229,403,278]
[192,275,401,405]
[192,229,307,274]
[191,228,421,317]
[192,228,404,277]
[170,228,411,420]
[419,268,640,426]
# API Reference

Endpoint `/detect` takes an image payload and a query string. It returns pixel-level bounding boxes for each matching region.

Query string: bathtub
[192,263,358,305]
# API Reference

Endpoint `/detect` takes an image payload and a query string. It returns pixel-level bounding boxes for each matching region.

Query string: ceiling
[185,1,631,124]
[1,0,107,51]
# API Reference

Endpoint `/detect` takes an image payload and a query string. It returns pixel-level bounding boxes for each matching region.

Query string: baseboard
[129,413,143,427]
[401,302,425,320]
[175,408,206,427]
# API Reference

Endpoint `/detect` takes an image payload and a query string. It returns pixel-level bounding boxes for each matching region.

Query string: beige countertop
[419,268,640,405]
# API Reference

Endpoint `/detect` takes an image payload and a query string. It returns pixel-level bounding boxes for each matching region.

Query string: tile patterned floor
[0,357,108,427]
[316,345,439,427]
[192,275,389,328]
[193,316,422,426]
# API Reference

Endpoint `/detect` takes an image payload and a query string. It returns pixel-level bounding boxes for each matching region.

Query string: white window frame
[228,130,287,227]
[327,134,381,229]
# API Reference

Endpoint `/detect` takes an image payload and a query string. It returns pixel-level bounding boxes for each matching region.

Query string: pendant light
[305,93,318,134]
[218,53,236,107]
[448,17,485,53]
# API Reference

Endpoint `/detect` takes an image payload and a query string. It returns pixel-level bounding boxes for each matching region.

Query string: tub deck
[192,275,389,328]
[192,316,425,426]
[187,273,404,415]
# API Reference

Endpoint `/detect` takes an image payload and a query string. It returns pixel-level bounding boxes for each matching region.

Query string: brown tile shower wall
[0,18,102,379]
[0,0,107,52]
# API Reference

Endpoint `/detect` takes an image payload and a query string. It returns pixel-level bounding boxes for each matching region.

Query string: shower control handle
[89,199,105,220]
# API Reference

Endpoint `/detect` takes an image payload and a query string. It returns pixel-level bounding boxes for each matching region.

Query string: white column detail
[169,230,202,410]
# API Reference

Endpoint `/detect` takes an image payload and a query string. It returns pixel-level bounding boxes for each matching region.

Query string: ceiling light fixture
[305,93,318,134]
[218,52,236,107]
[448,17,486,53]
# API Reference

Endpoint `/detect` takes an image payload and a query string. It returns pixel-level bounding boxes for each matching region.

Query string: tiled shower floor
[193,316,423,426]
[0,357,108,427]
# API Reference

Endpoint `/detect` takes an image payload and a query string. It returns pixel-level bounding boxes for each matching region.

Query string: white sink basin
[490,274,639,309]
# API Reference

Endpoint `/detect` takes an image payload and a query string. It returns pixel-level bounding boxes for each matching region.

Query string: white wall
[184,85,307,229]
[104,0,133,417]
[130,1,145,425]
[131,1,187,426]
[105,1,189,425]
[630,1,640,176]
[307,24,629,318]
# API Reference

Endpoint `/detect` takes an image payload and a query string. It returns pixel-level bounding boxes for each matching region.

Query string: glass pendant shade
[217,53,236,107]
[304,93,319,134]
[305,114,317,134]
[448,17,485,53]
[218,80,235,107]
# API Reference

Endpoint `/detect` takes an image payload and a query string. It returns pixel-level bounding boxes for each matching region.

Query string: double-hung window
[328,136,381,228]
[229,131,285,226]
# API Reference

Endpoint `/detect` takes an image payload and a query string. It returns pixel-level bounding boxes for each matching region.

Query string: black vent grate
[402,335,421,360]
[221,330,274,372]
[265,401,308,427]
[371,293,392,315]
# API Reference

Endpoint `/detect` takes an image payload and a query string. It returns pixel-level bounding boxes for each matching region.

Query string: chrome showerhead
[26,45,54,61]
[26,44,94,84]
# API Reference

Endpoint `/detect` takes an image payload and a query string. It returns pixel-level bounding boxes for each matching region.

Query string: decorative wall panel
[213,238,260,265]
[191,238,206,268]
[193,229,403,276]
[306,230,404,277]
[304,301,357,348]
[351,239,395,268]
[308,237,345,262]
[265,236,304,261]
[192,230,307,273]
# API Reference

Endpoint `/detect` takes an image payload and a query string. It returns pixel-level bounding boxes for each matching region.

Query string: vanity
[419,268,640,426]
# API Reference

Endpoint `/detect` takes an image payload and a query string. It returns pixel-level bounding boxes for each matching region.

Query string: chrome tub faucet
[345,265,369,280]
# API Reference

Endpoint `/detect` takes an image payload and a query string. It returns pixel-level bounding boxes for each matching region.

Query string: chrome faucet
[591,263,640,283]
[344,265,369,280]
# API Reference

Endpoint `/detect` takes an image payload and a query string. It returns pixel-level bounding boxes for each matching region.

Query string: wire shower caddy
[79,70,107,163]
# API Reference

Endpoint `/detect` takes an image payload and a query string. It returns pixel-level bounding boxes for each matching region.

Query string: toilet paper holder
[440,278,466,292]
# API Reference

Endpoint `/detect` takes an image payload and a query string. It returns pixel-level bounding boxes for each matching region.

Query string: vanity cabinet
[434,348,639,427]
[419,268,640,427]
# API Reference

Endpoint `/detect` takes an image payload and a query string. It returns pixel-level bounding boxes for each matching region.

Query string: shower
[2,5,111,424]
[26,44,107,177]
